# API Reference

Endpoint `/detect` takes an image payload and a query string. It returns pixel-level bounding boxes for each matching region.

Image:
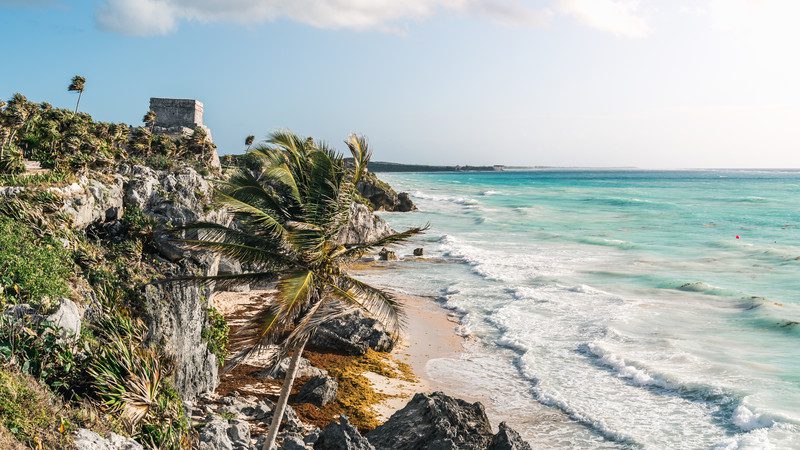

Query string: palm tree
[245,134,255,150]
[68,75,86,113]
[143,110,157,132]
[171,131,425,450]
[346,134,372,185]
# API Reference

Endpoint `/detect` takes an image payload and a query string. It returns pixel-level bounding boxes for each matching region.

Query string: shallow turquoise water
[360,170,800,449]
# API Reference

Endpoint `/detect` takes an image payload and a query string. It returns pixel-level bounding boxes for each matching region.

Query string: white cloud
[558,0,650,38]
[93,0,655,38]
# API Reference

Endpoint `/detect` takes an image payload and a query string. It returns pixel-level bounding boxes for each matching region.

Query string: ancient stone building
[148,97,220,169]
[149,98,205,129]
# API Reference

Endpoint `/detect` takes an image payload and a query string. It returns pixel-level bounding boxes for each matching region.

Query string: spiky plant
[171,131,425,450]
[67,75,86,113]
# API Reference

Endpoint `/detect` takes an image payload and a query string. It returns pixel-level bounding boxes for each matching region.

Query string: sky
[1,0,799,168]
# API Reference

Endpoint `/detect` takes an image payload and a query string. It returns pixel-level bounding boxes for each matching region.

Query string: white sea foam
[412,190,479,205]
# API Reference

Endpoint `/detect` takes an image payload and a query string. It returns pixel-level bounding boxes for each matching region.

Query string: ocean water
[356,170,800,449]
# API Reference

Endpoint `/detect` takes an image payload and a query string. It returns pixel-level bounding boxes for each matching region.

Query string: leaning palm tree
[171,131,425,450]
[68,75,86,113]
[245,134,255,150]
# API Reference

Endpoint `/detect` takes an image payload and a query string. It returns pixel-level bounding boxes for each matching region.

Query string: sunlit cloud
[557,0,650,38]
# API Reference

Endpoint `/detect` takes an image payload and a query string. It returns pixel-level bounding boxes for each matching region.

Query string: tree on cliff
[67,75,86,113]
[143,110,156,132]
[172,131,425,450]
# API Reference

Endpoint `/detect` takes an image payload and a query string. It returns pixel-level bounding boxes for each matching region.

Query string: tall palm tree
[171,131,425,450]
[245,134,255,150]
[68,75,86,113]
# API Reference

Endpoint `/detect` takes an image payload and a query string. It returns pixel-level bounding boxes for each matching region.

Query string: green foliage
[0,314,90,399]
[202,307,229,366]
[0,368,71,448]
[87,316,189,449]
[0,216,73,308]
[0,170,72,187]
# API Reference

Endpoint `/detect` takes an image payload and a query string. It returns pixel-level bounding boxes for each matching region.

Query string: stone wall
[150,98,204,129]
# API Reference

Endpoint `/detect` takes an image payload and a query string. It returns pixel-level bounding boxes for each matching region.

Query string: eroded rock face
[58,175,125,229]
[488,422,532,450]
[356,174,416,212]
[197,415,251,450]
[73,429,143,450]
[308,310,394,356]
[142,276,218,400]
[337,203,393,246]
[314,416,374,450]
[296,375,338,407]
[366,392,495,450]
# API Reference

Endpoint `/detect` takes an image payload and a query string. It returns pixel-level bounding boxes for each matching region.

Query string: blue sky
[1,0,799,168]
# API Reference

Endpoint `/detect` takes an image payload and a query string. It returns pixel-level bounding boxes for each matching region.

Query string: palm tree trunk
[262,337,309,450]
[74,91,82,113]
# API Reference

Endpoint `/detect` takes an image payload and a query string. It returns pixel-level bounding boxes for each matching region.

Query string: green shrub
[87,316,190,449]
[0,314,90,399]
[0,216,73,308]
[0,367,71,448]
[202,307,229,366]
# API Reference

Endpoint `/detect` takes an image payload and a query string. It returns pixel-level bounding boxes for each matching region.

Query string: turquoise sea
[358,170,800,449]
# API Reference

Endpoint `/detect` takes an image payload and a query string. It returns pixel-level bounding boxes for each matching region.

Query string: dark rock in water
[356,172,415,212]
[396,192,417,212]
[315,416,374,450]
[378,248,397,261]
[366,392,494,450]
[308,310,394,355]
[297,375,339,407]
[413,248,424,257]
[779,320,799,328]
[489,422,531,450]
[677,281,712,293]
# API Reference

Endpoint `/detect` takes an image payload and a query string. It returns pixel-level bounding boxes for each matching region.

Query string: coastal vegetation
[172,131,425,449]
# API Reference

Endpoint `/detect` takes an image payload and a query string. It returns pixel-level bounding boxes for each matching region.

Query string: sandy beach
[210,286,468,423]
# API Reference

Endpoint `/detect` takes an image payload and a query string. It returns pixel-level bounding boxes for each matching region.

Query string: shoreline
[368,293,467,421]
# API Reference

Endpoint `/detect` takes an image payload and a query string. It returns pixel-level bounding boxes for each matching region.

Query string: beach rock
[46,297,83,339]
[296,375,338,407]
[396,193,416,212]
[261,356,328,379]
[280,434,310,450]
[489,422,531,450]
[197,415,251,450]
[356,173,416,212]
[73,429,143,450]
[413,248,424,257]
[314,416,374,450]
[337,203,393,245]
[366,392,494,450]
[308,310,394,356]
[378,248,396,261]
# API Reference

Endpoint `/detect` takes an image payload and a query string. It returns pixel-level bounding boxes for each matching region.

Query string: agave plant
[171,131,425,449]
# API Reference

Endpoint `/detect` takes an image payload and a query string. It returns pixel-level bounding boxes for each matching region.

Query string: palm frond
[335,224,429,260]
[338,275,405,336]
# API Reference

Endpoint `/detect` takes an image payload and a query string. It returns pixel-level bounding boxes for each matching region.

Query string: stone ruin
[148,97,219,169]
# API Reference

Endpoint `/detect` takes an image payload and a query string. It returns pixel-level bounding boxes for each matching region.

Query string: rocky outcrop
[46,297,83,339]
[296,375,338,407]
[308,310,394,356]
[367,392,529,450]
[197,416,251,450]
[356,172,415,212]
[489,422,532,450]
[314,416,374,450]
[337,203,393,246]
[73,429,143,450]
